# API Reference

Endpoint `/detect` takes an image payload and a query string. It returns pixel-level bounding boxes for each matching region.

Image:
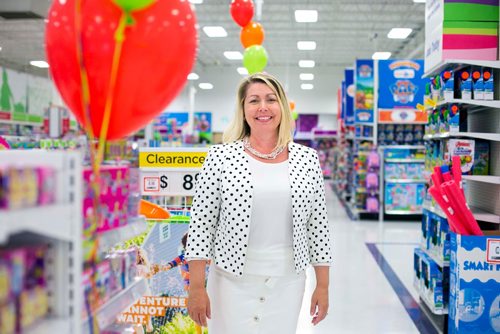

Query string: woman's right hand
[187,287,211,327]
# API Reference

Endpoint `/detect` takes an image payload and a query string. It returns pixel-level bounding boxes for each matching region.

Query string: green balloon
[243,45,268,74]
[292,110,299,121]
[112,0,155,12]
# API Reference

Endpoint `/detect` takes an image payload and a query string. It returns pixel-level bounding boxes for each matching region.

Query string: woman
[185,73,332,333]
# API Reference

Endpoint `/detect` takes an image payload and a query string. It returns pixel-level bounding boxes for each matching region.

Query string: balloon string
[96,12,127,167]
[75,1,100,333]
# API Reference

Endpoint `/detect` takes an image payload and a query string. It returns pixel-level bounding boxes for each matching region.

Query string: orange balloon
[289,100,296,110]
[240,22,265,49]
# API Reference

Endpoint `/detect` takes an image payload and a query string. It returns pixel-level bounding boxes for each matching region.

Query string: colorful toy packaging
[0,245,49,333]
[449,232,500,334]
[445,139,490,175]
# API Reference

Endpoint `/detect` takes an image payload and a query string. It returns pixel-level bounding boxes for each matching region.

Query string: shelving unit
[379,146,426,220]
[424,131,500,142]
[82,278,149,333]
[423,59,500,78]
[99,216,148,251]
[418,56,500,333]
[0,150,83,334]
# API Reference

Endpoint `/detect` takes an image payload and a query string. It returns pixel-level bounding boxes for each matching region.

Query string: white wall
[165,65,341,132]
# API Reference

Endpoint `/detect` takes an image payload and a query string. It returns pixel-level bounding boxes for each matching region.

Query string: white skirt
[206,265,306,334]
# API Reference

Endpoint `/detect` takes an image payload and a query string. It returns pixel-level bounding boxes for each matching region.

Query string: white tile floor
[296,185,423,333]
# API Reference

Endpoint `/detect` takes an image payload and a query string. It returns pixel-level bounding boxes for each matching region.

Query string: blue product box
[421,251,449,312]
[449,232,500,334]
[458,69,472,100]
[473,140,490,176]
[431,215,450,264]
[472,67,484,100]
[442,70,454,100]
[483,68,494,100]
[449,105,458,133]
[414,248,424,291]
[422,210,432,250]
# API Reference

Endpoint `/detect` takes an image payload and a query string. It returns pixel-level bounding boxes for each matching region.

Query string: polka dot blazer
[185,140,333,276]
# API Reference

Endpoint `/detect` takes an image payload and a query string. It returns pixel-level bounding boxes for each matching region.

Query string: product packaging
[449,232,500,334]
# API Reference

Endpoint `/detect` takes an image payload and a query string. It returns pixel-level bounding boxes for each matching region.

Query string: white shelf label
[140,171,200,196]
[486,239,500,263]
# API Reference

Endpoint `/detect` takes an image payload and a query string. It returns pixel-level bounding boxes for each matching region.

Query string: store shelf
[420,293,449,316]
[356,188,379,194]
[462,175,500,185]
[354,136,375,141]
[82,277,148,333]
[423,201,447,219]
[423,200,500,224]
[385,179,427,183]
[380,145,426,149]
[433,98,500,111]
[423,59,500,78]
[421,246,449,268]
[470,206,500,224]
[385,210,423,215]
[26,318,71,334]
[99,216,148,251]
[423,133,452,140]
[0,119,43,127]
[385,158,425,163]
[0,205,74,243]
[424,131,500,142]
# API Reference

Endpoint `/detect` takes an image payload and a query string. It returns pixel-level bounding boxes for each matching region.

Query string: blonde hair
[222,73,293,149]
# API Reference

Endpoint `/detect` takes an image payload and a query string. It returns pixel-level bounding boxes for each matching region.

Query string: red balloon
[230,0,254,27]
[240,21,264,49]
[45,0,197,140]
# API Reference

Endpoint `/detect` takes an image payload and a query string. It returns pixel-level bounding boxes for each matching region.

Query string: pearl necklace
[243,137,285,160]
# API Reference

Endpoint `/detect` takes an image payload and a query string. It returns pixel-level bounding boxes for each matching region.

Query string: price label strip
[139,147,208,196]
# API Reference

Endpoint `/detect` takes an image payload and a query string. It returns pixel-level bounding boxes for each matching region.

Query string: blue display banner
[355,59,374,124]
[377,59,427,123]
[345,68,355,126]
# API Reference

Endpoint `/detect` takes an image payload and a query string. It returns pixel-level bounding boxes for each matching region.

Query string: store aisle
[296,184,432,334]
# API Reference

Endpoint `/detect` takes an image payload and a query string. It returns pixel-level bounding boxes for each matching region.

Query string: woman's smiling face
[243,82,282,134]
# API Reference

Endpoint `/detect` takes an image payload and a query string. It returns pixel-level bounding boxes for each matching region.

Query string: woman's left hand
[310,286,329,326]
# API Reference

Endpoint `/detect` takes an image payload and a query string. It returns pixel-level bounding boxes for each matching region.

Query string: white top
[244,153,295,276]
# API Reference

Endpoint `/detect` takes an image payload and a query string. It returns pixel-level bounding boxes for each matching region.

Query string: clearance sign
[139,147,209,196]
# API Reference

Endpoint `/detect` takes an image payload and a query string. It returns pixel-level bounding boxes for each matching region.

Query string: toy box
[414,248,424,291]
[421,252,450,312]
[430,214,451,265]
[472,140,490,176]
[384,183,425,212]
[449,232,500,334]
[446,139,475,174]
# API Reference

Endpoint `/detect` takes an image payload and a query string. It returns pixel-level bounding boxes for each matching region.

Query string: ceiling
[0,0,426,91]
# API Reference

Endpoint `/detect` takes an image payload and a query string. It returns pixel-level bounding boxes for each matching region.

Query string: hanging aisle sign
[355,59,375,124]
[377,59,427,124]
[139,147,209,196]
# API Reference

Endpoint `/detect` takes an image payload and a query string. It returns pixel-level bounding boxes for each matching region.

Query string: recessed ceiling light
[202,26,227,38]
[199,83,213,90]
[299,60,315,68]
[189,0,203,4]
[372,52,392,60]
[300,73,314,81]
[413,0,426,3]
[237,67,249,75]
[297,41,316,50]
[187,73,199,80]
[30,60,49,68]
[387,28,413,39]
[294,10,318,23]
[301,83,314,90]
[224,51,243,60]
